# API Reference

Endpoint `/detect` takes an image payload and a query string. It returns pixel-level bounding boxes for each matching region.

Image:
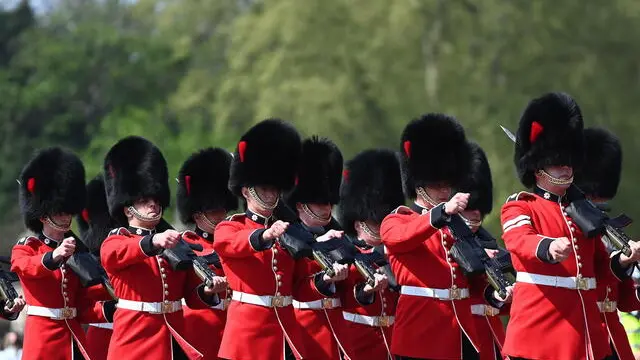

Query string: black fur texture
[514,92,584,188]
[228,119,302,196]
[400,113,471,198]
[457,142,493,216]
[176,147,238,224]
[19,147,86,233]
[287,136,343,206]
[338,149,405,236]
[574,127,622,199]
[76,174,117,252]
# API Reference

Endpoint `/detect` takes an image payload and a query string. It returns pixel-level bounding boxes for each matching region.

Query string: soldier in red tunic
[381,114,501,359]
[284,136,350,360]
[12,147,112,359]
[337,149,402,360]
[213,119,310,360]
[500,92,640,360]
[457,142,509,360]
[176,147,238,360]
[76,175,118,360]
[574,127,640,360]
[100,136,219,360]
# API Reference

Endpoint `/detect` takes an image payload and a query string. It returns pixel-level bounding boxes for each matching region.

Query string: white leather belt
[231,291,293,308]
[597,300,618,313]
[181,298,230,311]
[516,272,596,290]
[88,323,114,329]
[400,285,470,300]
[342,312,394,327]
[117,299,182,314]
[27,306,77,320]
[471,304,500,317]
[292,298,341,310]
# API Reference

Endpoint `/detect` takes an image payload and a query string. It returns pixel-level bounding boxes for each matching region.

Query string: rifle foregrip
[193,259,215,287]
[312,250,335,277]
[354,260,376,287]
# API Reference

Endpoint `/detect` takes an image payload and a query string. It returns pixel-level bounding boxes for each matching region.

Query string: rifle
[499,125,635,256]
[162,231,218,288]
[65,234,117,300]
[447,215,514,299]
[0,257,19,308]
[340,235,398,290]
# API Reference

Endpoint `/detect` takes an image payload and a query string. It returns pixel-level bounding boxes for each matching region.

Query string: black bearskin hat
[103,136,170,224]
[19,147,86,233]
[574,127,622,199]
[400,113,471,198]
[457,142,493,216]
[76,174,116,252]
[229,119,302,196]
[514,92,584,188]
[177,147,238,224]
[338,149,405,236]
[287,136,343,206]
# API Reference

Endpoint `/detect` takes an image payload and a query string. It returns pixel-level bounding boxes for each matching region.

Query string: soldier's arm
[100,229,161,273]
[293,258,336,299]
[183,269,220,310]
[380,205,449,254]
[11,238,61,278]
[617,278,640,312]
[594,236,632,282]
[213,220,274,258]
[501,200,556,263]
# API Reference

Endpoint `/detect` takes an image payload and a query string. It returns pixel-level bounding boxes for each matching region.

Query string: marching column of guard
[4,91,640,360]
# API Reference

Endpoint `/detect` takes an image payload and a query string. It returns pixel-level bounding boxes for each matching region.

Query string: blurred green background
[1,0,639,255]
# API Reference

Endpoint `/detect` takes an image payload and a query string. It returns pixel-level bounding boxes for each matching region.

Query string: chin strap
[44,216,71,232]
[301,204,331,223]
[196,212,221,231]
[128,206,162,222]
[416,187,439,208]
[459,213,482,228]
[359,222,381,241]
[536,169,574,186]
[248,186,279,210]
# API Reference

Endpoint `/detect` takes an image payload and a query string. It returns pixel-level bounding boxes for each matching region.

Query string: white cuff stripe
[503,219,531,233]
[502,215,531,230]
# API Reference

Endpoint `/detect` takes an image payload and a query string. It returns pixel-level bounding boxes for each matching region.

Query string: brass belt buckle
[321,298,333,309]
[603,300,616,312]
[271,296,284,307]
[161,302,173,314]
[485,306,499,317]
[61,307,74,319]
[576,275,589,291]
[449,288,461,300]
[377,316,390,327]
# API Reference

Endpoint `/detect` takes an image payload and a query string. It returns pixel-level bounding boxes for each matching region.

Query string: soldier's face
[356,220,382,246]
[46,213,72,227]
[133,198,161,217]
[544,165,573,179]
[296,203,332,227]
[461,209,482,232]
[202,209,227,223]
[424,184,452,203]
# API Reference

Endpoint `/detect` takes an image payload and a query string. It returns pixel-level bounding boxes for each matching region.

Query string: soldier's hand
[4,296,25,314]
[205,276,228,294]
[152,230,181,249]
[363,273,389,293]
[323,263,349,282]
[263,220,289,241]
[52,237,76,262]
[444,193,470,215]
[549,237,572,262]
[317,230,343,242]
[494,285,514,303]
[484,249,499,259]
[619,241,640,267]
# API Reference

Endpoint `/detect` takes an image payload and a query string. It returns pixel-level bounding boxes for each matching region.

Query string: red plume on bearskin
[399,113,471,199]
[514,92,584,188]
[228,119,302,196]
[176,147,238,224]
[457,142,493,216]
[337,149,405,236]
[574,127,622,200]
[76,174,117,253]
[103,136,170,225]
[19,147,86,233]
[287,136,343,206]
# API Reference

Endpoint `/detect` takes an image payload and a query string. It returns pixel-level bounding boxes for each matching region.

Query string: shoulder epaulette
[391,205,413,215]
[16,236,37,245]
[108,227,131,236]
[225,213,244,221]
[505,191,535,203]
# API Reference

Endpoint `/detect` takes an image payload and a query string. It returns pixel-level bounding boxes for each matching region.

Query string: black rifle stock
[65,235,117,300]
[447,215,514,299]
[162,234,217,288]
[0,257,19,308]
